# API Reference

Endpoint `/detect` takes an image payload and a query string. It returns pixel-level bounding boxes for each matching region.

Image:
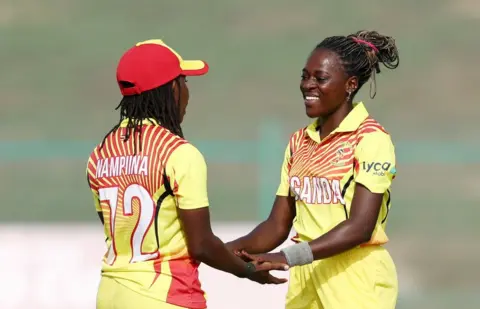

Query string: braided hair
[316,30,399,98]
[100,77,184,152]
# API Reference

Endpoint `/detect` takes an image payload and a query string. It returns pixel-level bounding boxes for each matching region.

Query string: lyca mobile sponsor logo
[362,161,395,176]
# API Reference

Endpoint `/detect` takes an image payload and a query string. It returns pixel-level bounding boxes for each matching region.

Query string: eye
[184,78,188,83]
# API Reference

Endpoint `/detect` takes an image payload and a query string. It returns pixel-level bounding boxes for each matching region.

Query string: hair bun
[352,30,400,71]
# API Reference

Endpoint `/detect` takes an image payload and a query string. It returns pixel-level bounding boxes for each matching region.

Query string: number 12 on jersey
[99,184,159,265]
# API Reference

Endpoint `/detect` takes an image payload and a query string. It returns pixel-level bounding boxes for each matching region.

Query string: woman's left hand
[239,250,288,266]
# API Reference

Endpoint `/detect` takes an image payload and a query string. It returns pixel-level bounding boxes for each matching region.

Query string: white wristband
[281,242,314,267]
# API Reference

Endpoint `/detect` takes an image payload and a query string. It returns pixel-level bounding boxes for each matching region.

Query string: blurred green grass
[2,0,479,229]
[2,0,479,230]
[3,0,480,140]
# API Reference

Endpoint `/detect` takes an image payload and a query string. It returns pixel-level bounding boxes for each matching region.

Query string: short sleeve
[166,144,209,210]
[86,160,101,212]
[354,132,397,194]
[276,143,292,196]
[91,188,101,211]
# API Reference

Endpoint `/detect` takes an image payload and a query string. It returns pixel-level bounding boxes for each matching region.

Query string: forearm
[191,235,249,278]
[281,220,369,267]
[228,220,291,254]
[308,219,371,260]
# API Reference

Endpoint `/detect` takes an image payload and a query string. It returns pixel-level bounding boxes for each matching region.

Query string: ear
[172,78,180,105]
[345,76,358,94]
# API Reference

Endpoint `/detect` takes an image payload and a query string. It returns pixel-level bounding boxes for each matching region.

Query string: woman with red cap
[86,39,288,309]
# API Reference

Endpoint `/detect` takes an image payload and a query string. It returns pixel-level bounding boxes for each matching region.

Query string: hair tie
[352,38,379,53]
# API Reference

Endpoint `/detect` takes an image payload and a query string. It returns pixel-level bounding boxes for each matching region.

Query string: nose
[300,78,317,92]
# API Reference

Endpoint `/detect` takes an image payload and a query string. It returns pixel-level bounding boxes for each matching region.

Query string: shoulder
[87,144,101,166]
[357,117,390,135]
[166,142,207,180]
[288,127,308,153]
[168,142,206,166]
[172,142,203,157]
[354,118,395,160]
[357,117,389,136]
[289,127,308,140]
[145,127,190,159]
[149,126,188,146]
[356,117,392,143]
[86,145,102,188]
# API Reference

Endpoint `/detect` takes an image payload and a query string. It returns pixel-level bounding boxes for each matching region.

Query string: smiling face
[300,48,358,118]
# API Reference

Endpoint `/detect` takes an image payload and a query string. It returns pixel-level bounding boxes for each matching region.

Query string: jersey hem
[101,275,207,309]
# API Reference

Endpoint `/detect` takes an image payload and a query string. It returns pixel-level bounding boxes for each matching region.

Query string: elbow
[280,230,292,244]
[358,230,374,244]
[187,234,219,261]
[349,220,375,245]
[350,232,372,247]
[273,227,290,244]
[188,244,206,261]
[187,238,210,261]
[268,218,292,242]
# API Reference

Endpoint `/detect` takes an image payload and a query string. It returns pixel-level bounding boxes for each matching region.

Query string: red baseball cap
[116,39,209,96]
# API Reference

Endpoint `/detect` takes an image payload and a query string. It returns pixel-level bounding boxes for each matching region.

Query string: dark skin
[97,75,288,284]
[173,76,189,123]
[225,195,296,255]
[227,48,384,264]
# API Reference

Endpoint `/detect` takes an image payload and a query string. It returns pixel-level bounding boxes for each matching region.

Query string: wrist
[280,242,314,267]
[240,262,256,278]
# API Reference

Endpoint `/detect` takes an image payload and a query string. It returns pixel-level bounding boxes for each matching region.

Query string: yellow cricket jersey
[86,119,208,309]
[277,102,396,246]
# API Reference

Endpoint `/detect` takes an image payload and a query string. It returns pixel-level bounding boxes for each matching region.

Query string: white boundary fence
[0,223,415,309]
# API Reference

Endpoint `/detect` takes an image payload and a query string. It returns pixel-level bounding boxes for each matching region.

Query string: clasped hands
[234,249,290,285]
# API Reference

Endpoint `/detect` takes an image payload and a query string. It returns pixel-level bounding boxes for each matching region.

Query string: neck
[317,102,353,139]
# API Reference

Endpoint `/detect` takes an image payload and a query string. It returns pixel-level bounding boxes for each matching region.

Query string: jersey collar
[306,102,369,143]
[119,118,160,128]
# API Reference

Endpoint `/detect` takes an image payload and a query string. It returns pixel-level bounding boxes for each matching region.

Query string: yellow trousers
[285,246,398,309]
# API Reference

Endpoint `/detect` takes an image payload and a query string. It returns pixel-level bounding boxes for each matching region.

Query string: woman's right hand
[247,269,288,285]
[243,259,289,285]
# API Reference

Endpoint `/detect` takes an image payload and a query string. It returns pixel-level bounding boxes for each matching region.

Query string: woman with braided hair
[227,30,400,309]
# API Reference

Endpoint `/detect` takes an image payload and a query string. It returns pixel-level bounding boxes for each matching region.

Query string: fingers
[270,262,290,271]
[239,251,289,271]
[254,262,289,272]
[236,251,254,262]
[247,272,288,285]
[241,250,263,262]
[233,249,254,262]
[266,274,288,284]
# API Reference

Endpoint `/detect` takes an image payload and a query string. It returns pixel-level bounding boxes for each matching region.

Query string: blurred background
[1,0,479,308]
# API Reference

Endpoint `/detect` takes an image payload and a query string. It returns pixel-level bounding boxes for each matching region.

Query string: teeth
[305,96,319,100]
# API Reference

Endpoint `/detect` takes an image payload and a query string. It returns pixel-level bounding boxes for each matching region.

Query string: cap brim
[180,60,209,76]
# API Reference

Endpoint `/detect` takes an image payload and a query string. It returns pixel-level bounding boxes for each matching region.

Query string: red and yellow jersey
[277,103,396,246]
[86,119,208,309]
